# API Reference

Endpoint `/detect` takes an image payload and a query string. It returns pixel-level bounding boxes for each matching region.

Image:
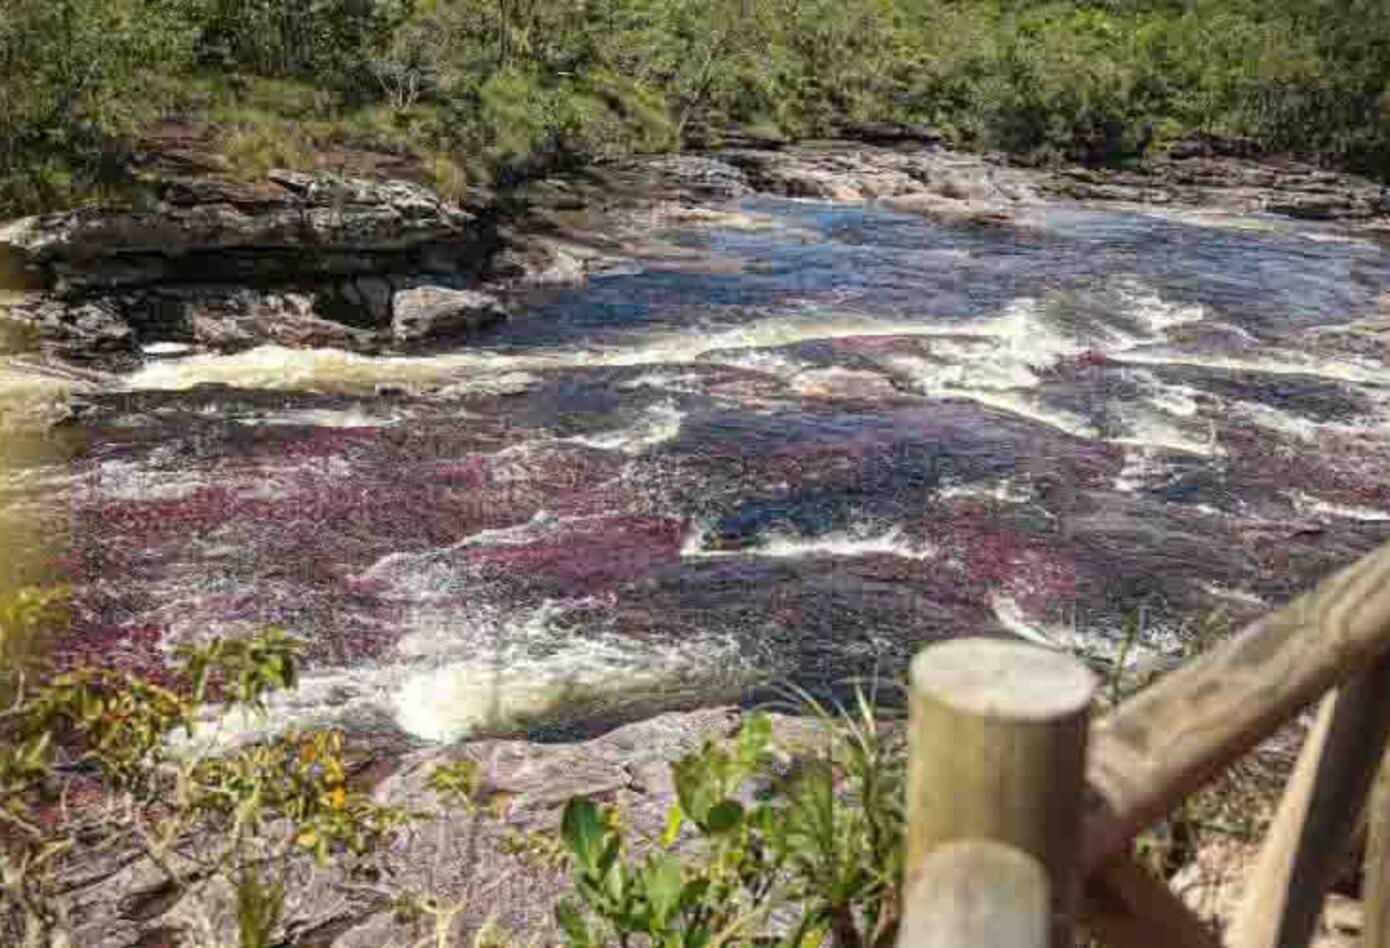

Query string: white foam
[682,524,934,561]
[1113,447,1171,493]
[90,458,208,502]
[938,478,1034,505]
[1113,350,1390,388]
[249,407,401,428]
[1109,408,1220,458]
[1118,283,1206,335]
[183,599,741,747]
[566,401,685,454]
[1197,582,1267,608]
[388,599,739,742]
[142,341,195,357]
[1289,490,1390,522]
[1231,401,1322,442]
[125,345,545,393]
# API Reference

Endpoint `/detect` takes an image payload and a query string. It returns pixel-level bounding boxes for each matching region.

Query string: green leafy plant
[0,626,408,948]
[552,694,904,948]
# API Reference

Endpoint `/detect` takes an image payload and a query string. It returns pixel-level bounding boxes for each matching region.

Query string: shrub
[552,695,905,948]
[0,618,408,947]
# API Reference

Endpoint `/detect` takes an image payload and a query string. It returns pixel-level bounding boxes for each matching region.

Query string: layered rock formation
[3,139,1386,369]
[0,171,512,364]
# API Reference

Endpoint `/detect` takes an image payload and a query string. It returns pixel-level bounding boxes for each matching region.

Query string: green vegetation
[0,612,408,948]
[2,0,1389,216]
[552,699,903,948]
[0,593,1279,945]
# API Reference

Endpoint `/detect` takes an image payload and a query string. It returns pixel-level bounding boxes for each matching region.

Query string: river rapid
[10,193,1390,745]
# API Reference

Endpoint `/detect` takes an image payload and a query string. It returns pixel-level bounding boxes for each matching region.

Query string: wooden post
[905,638,1096,947]
[1229,653,1390,948]
[1085,541,1390,871]
[899,840,1049,948]
[1363,740,1390,948]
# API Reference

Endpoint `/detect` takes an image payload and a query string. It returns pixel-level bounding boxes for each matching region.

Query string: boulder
[642,154,753,200]
[882,192,1016,227]
[1,296,134,360]
[391,286,507,343]
[0,171,479,291]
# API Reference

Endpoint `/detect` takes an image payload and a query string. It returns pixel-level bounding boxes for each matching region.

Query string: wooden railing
[899,540,1390,948]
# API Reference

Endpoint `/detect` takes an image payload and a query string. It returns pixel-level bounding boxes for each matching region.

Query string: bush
[552,697,905,948]
[5,0,1390,213]
[0,616,408,947]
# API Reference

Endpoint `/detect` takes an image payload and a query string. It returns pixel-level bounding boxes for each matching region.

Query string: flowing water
[10,196,1390,743]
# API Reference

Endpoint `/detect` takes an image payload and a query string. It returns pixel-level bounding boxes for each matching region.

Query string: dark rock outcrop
[0,170,511,363]
[391,286,508,343]
[0,171,485,292]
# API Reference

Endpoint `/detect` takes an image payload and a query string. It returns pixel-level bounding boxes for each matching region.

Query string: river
[9,194,1390,745]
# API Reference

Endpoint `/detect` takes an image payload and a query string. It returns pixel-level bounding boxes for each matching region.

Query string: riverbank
[6,134,1390,946]
[4,138,1388,376]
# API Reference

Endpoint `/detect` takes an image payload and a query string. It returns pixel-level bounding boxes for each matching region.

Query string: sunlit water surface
[11,197,1390,743]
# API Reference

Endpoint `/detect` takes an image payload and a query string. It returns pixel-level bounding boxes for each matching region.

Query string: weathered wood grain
[1084,541,1390,871]
[1363,742,1390,948]
[906,638,1095,947]
[898,840,1049,948]
[1083,858,1223,948]
[1229,655,1390,948]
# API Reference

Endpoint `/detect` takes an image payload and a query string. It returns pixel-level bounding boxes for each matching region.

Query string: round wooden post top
[910,638,1097,721]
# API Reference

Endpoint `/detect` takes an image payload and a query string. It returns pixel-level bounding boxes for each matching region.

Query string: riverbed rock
[1042,154,1386,222]
[391,286,508,342]
[1,296,135,361]
[882,191,1017,227]
[0,171,481,292]
[57,708,753,947]
[717,143,1044,215]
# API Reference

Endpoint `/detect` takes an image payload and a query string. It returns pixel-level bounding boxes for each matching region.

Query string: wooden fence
[898,540,1390,948]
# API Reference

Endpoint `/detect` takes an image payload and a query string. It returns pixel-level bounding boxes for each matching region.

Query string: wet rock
[1040,154,1385,222]
[176,289,374,351]
[717,143,1044,215]
[643,154,752,200]
[882,192,1016,227]
[391,286,507,343]
[494,236,605,285]
[1265,192,1362,220]
[1,296,135,361]
[792,367,905,401]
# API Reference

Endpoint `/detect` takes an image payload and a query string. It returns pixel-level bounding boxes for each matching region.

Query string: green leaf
[736,712,773,767]
[672,753,718,825]
[601,853,626,904]
[660,803,683,849]
[704,799,744,835]
[644,855,683,924]
[561,797,606,868]
[555,899,593,947]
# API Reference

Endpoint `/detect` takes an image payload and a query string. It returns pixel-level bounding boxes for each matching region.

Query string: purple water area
[34,197,1390,736]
